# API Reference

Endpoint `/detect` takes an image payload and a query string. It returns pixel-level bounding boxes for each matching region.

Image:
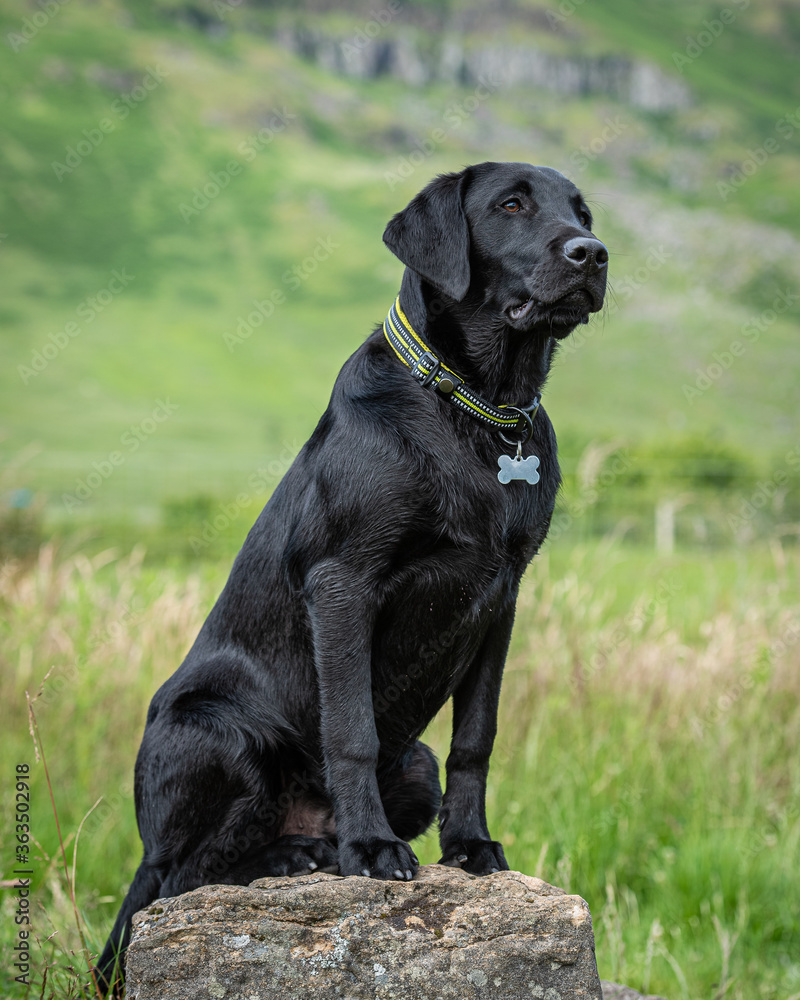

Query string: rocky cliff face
[275,24,691,112]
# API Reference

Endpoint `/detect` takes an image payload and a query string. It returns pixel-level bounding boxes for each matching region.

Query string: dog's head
[383,161,607,339]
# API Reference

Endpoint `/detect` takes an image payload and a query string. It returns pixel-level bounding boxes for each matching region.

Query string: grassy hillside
[1,0,799,536]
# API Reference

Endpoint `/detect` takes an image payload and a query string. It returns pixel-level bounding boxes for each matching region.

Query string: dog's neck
[399,270,556,406]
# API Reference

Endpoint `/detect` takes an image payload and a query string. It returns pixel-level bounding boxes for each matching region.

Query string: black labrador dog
[97,160,607,992]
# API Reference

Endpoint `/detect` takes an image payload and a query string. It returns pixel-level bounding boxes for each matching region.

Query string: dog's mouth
[508,297,539,322]
[506,287,600,334]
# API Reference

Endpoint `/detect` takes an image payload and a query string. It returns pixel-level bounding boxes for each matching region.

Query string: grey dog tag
[497,451,540,485]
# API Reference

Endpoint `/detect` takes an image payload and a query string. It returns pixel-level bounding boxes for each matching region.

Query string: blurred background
[1,0,798,997]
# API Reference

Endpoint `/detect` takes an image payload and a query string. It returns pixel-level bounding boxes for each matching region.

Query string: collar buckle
[384,297,542,440]
[411,350,440,388]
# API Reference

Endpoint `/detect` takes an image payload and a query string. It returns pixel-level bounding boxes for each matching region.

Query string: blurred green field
[2,0,799,997]
[2,0,800,528]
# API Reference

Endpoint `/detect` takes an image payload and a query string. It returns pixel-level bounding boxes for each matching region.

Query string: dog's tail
[94,860,161,997]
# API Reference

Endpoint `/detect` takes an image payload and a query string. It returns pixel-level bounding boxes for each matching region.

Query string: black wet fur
[95,161,607,994]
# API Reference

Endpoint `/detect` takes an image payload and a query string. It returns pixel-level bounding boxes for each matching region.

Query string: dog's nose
[563,237,608,272]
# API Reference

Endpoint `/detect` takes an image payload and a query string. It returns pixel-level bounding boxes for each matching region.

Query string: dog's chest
[371,563,515,748]
[488,446,559,559]
[376,543,516,664]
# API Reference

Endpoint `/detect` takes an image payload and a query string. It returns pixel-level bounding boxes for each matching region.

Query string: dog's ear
[383,170,471,301]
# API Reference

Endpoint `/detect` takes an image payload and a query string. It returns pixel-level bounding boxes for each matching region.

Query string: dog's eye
[501,199,522,213]
[579,210,592,228]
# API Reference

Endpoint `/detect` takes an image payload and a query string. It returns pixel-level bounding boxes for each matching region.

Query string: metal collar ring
[498,405,534,446]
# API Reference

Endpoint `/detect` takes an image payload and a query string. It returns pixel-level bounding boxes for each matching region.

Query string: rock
[601,984,668,1000]
[125,865,603,999]
[274,26,691,112]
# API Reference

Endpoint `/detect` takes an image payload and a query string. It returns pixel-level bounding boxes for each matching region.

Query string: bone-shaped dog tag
[497,452,540,485]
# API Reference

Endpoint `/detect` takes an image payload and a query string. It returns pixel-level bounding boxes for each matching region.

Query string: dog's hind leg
[135,715,338,892]
[96,673,335,992]
[380,740,442,843]
[164,832,339,894]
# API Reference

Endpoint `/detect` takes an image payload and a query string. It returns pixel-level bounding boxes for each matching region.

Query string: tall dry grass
[1,540,798,998]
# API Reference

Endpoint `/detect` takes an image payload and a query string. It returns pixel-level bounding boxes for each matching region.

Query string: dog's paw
[263,834,339,877]
[438,839,508,875]
[338,837,419,881]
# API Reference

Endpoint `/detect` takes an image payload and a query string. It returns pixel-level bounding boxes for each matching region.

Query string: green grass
[2,0,800,525]
[1,538,798,998]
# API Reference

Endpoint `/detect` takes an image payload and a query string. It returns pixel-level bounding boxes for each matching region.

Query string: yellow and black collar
[383,296,539,442]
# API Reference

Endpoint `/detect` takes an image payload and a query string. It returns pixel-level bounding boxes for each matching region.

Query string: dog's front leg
[307,560,418,881]
[438,602,514,875]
